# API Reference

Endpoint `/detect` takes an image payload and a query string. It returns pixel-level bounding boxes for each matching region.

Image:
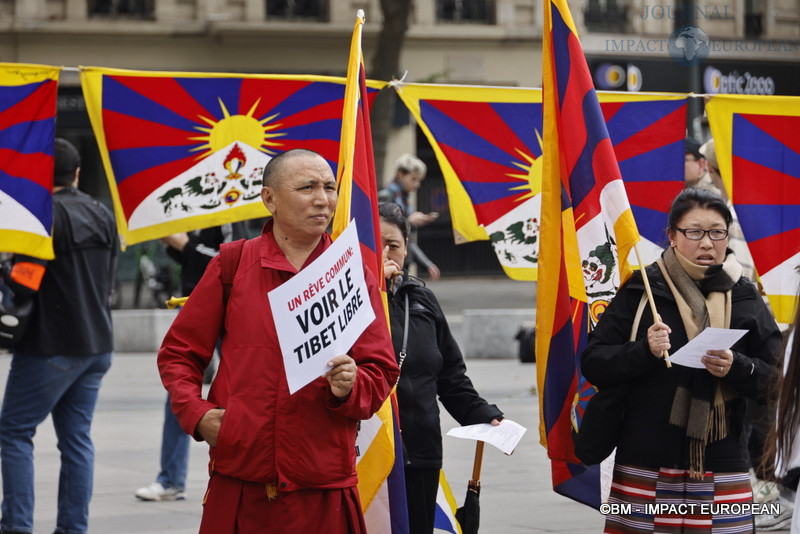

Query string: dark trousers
[404,466,439,534]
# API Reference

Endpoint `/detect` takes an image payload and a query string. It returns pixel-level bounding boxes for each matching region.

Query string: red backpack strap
[220,238,246,308]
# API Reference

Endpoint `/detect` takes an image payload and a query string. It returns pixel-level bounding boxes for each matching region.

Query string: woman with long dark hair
[763,285,800,532]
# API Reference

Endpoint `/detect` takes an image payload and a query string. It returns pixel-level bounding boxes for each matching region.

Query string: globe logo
[668,25,710,66]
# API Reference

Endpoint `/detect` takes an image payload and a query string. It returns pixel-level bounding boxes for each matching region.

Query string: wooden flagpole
[633,242,672,368]
[471,440,485,482]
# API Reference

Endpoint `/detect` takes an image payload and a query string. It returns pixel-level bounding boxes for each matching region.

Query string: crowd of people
[1,137,799,534]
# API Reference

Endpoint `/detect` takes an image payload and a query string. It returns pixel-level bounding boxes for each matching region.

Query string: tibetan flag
[0,62,60,260]
[433,470,462,534]
[331,11,408,532]
[706,94,800,324]
[362,392,410,533]
[396,82,685,280]
[536,0,641,509]
[80,66,383,248]
[597,92,686,266]
[331,12,383,282]
[396,83,544,281]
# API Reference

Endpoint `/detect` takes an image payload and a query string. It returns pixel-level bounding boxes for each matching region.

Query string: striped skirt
[604,463,754,534]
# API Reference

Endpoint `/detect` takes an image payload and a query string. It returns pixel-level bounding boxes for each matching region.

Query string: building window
[584,0,627,32]
[88,0,154,19]
[266,0,328,21]
[744,0,763,37]
[436,0,495,24]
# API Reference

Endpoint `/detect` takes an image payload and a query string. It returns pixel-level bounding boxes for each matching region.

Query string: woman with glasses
[378,202,503,533]
[581,187,781,533]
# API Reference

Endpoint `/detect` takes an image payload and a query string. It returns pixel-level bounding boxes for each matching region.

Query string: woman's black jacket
[580,264,782,472]
[388,273,503,469]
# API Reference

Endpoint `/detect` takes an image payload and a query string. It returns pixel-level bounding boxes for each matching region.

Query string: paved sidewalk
[0,278,785,532]
[438,358,603,534]
[0,352,605,534]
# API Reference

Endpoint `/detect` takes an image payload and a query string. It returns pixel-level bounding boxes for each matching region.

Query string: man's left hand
[326,354,357,398]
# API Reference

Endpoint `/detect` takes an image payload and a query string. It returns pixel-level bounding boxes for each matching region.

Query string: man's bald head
[262,149,328,189]
[259,148,338,245]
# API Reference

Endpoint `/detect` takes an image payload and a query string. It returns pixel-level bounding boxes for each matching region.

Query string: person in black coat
[379,202,503,533]
[581,188,781,533]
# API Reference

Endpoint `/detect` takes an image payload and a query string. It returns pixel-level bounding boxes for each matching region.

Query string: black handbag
[0,298,34,349]
[574,382,629,465]
[574,293,648,465]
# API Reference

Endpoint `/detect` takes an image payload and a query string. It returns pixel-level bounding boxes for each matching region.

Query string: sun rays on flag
[507,129,544,202]
[189,98,286,160]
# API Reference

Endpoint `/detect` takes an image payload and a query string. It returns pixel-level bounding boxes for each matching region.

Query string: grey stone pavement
[0,276,784,532]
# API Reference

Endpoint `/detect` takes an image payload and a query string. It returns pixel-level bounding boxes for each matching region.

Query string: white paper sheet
[667,327,748,369]
[446,419,527,455]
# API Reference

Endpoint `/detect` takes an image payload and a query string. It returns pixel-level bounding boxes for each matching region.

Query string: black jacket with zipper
[388,272,503,469]
[581,263,781,472]
[15,187,118,356]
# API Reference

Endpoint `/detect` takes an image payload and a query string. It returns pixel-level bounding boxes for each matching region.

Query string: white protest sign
[268,221,375,394]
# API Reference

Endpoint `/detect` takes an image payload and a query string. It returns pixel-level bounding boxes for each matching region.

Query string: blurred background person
[698,138,755,281]
[379,153,441,280]
[698,138,727,202]
[0,253,14,308]
[684,137,709,189]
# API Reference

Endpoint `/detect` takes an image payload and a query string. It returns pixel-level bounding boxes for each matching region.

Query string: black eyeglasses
[676,228,729,241]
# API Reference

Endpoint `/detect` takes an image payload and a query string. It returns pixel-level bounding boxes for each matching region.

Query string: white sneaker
[755,495,794,531]
[135,482,186,502]
[753,477,780,504]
